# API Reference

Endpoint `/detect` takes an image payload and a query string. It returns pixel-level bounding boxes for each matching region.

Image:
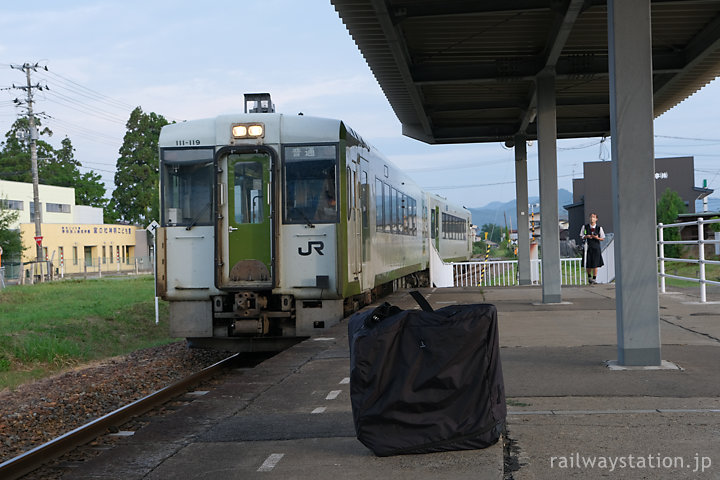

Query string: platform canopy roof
[331,0,720,144]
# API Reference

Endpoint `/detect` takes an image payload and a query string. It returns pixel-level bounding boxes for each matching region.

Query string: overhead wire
[425,173,577,191]
[45,116,122,146]
[417,132,718,192]
[40,89,127,124]
[35,69,135,111]
[0,66,133,187]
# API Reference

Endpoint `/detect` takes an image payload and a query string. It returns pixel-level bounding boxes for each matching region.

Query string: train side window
[387,186,395,233]
[408,197,416,235]
[431,209,437,239]
[375,178,384,231]
[347,167,356,221]
[397,191,404,234]
[441,212,467,240]
[352,170,357,210]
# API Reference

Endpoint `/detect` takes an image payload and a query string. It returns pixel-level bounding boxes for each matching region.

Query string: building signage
[59,225,134,235]
[655,171,669,179]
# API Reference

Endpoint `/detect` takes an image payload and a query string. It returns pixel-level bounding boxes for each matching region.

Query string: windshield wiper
[293,208,314,228]
[186,202,211,230]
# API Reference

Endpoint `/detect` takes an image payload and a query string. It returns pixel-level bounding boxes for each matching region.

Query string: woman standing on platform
[580,213,605,284]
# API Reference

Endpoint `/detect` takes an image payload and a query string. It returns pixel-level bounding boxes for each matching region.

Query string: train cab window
[160,148,214,227]
[283,145,338,224]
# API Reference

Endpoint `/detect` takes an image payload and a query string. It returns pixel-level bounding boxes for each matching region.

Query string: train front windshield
[160,148,214,227]
[283,145,338,224]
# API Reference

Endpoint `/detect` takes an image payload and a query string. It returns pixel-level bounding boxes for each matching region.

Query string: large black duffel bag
[348,292,506,456]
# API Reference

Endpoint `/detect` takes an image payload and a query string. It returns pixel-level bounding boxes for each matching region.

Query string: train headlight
[248,125,264,136]
[232,123,264,138]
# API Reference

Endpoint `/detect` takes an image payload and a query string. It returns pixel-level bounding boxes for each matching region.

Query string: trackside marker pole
[154,232,159,325]
[479,232,490,286]
[147,221,160,325]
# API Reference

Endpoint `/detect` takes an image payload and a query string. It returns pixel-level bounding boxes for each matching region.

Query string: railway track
[0,353,241,480]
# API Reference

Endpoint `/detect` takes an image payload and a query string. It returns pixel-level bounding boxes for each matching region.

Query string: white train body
[156,96,471,351]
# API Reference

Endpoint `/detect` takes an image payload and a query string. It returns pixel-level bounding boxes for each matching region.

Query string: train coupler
[234,292,268,318]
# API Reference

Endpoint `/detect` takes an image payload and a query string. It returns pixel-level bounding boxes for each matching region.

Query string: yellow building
[1,179,148,279]
[20,223,139,275]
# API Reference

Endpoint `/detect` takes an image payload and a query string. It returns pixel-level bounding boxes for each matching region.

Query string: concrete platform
[60,284,719,479]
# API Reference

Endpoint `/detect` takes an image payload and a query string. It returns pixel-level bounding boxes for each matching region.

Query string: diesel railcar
[156,94,471,351]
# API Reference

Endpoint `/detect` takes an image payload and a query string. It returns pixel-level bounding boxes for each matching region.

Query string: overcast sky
[1,0,719,211]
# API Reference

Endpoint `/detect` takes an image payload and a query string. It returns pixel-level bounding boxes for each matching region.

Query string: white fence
[451,258,588,287]
[658,217,720,303]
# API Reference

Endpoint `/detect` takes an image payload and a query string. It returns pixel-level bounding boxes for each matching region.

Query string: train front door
[219,151,273,288]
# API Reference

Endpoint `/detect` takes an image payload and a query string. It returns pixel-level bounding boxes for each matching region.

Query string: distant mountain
[468,191,720,229]
[468,189,573,229]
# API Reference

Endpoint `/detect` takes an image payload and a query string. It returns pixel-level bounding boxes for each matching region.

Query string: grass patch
[660,256,720,288]
[0,276,177,390]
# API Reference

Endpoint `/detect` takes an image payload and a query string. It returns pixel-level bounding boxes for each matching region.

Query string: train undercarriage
[184,269,430,352]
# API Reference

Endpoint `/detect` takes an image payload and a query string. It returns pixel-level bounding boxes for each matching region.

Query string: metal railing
[453,258,588,287]
[7,256,154,285]
[658,217,720,303]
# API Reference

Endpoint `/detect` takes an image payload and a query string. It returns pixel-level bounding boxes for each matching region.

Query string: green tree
[0,200,24,258]
[112,107,169,225]
[1,122,107,209]
[657,188,687,258]
[47,137,107,208]
[76,171,107,209]
[0,117,54,183]
[480,223,503,244]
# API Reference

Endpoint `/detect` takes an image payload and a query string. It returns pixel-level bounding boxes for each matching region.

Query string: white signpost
[147,221,160,325]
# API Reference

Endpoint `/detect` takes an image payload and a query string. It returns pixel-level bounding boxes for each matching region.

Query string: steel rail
[0,353,240,480]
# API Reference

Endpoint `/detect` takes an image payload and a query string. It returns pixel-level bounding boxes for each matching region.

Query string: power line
[558,139,604,150]
[45,116,122,145]
[36,70,135,111]
[404,155,510,173]
[655,134,720,141]
[41,90,127,123]
[655,151,720,158]
[425,173,577,191]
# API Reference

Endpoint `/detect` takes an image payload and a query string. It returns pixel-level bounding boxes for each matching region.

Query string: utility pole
[11,63,48,272]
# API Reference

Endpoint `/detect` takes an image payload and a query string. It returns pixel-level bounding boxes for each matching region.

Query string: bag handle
[364,302,402,327]
[409,290,434,312]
